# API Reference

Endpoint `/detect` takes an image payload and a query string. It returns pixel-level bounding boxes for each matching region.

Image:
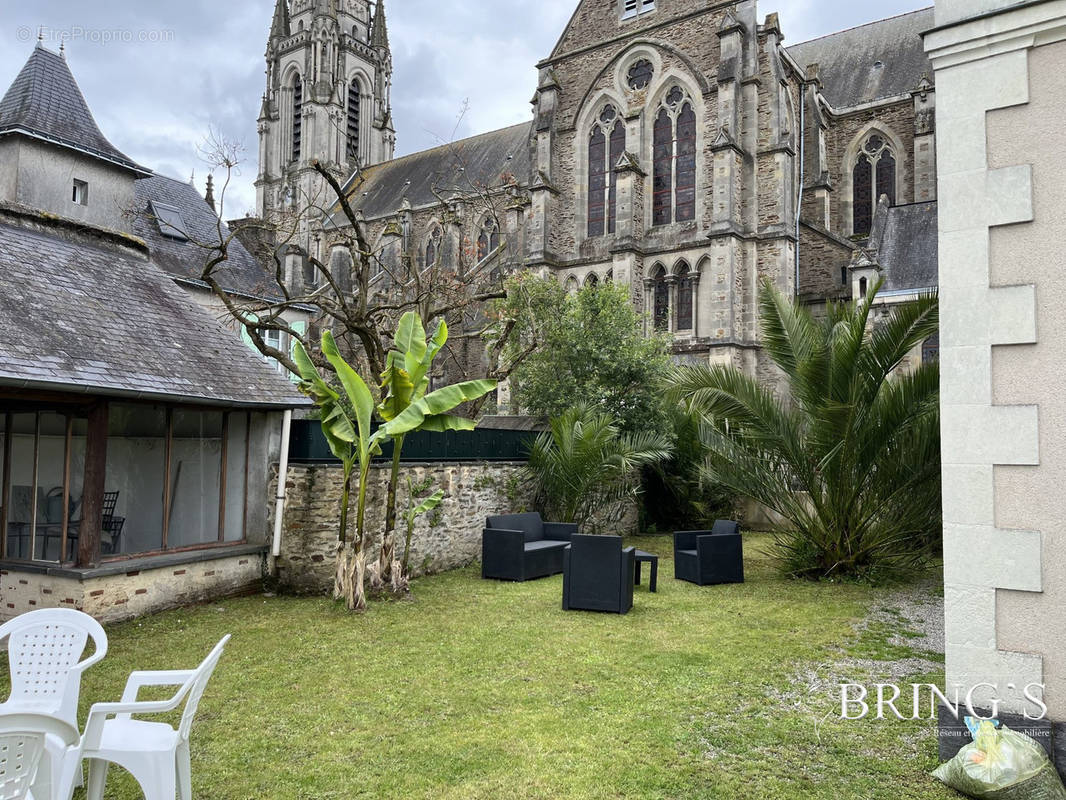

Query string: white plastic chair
[81,635,231,800]
[0,610,107,799]
[0,713,80,800]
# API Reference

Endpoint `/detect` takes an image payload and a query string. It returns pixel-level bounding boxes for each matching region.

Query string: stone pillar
[666,275,678,334]
[527,67,559,266]
[912,77,937,202]
[642,278,655,336]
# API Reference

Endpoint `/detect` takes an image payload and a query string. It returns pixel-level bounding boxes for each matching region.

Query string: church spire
[269,0,291,42]
[371,0,390,52]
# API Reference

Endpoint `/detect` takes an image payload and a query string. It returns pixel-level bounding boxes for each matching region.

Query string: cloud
[0,0,931,219]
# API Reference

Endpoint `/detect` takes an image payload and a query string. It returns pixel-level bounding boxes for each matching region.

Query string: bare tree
[135,129,555,601]
[186,131,534,405]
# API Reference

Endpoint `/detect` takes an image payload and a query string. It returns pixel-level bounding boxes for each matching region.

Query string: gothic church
[255,0,938,379]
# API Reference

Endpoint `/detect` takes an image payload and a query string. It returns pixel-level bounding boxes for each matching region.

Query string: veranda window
[0,401,251,565]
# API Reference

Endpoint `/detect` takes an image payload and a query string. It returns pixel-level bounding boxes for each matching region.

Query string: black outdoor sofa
[674,520,745,586]
[482,512,577,581]
[562,534,635,614]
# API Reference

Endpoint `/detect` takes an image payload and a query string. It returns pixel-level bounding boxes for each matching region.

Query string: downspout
[272,409,293,557]
[795,82,806,297]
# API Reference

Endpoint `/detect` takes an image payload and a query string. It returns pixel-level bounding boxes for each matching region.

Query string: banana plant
[400,477,446,581]
[375,312,496,588]
[293,330,386,611]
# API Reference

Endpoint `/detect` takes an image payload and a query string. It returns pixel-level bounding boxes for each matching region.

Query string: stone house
[253,0,941,389]
[0,43,313,622]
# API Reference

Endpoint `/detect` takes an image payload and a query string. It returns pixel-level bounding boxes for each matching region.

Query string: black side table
[633,550,659,593]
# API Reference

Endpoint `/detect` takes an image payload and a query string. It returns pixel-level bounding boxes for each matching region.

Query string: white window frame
[622,0,656,20]
[72,179,88,206]
[261,328,286,375]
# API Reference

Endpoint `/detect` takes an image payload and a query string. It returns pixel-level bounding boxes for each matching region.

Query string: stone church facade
[254,0,938,382]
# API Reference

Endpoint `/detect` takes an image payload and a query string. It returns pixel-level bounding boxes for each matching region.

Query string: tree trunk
[334,542,367,611]
[335,461,369,611]
[379,435,405,585]
[401,518,415,580]
[333,463,354,600]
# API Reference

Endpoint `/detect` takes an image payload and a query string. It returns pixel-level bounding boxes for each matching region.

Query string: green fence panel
[289,419,535,463]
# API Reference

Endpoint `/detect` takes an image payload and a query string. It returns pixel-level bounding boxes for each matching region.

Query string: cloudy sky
[0,0,930,217]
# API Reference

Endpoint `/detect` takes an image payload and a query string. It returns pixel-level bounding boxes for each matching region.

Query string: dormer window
[622,0,655,19]
[149,200,190,241]
[72,180,88,206]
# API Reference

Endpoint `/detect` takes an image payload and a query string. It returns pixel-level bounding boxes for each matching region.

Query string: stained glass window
[653,108,673,226]
[627,60,654,90]
[852,132,897,235]
[478,220,500,261]
[653,272,669,331]
[588,127,607,237]
[653,88,698,226]
[876,150,896,207]
[588,106,625,238]
[425,227,442,268]
[675,103,696,223]
[676,265,693,330]
[852,153,873,236]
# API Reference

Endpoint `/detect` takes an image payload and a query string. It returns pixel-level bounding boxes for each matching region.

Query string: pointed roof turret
[371,0,390,52]
[0,45,147,174]
[270,0,291,42]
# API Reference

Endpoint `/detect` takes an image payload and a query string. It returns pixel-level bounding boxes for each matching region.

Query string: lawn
[39,534,954,799]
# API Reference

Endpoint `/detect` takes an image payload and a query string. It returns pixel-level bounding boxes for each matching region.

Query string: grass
[16,534,956,799]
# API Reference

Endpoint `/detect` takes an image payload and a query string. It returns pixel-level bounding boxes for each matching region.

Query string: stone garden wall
[275,461,642,594]
[276,461,533,593]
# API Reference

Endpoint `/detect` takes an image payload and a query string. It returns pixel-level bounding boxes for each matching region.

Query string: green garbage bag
[932,720,1066,799]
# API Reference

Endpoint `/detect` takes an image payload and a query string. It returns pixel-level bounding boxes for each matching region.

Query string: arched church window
[859,277,868,298]
[291,75,303,163]
[587,105,626,238]
[605,269,614,284]
[425,226,443,268]
[477,219,500,261]
[676,263,693,330]
[852,133,896,235]
[653,87,696,226]
[627,59,654,90]
[565,275,579,295]
[585,273,599,288]
[347,79,361,162]
[653,267,669,331]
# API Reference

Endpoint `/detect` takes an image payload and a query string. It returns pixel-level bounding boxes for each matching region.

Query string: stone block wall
[275,461,534,593]
[0,550,267,624]
[275,460,641,594]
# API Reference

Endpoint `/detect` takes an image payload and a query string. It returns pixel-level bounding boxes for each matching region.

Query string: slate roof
[133,174,284,301]
[339,122,532,221]
[0,45,148,174]
[787,8,934,109]
[876,201,938,292]
[0,211,308,408]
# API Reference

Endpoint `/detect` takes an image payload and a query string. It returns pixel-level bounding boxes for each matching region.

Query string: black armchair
[482,512,577,581]
[674,520,744,586]
[562,535,635,614]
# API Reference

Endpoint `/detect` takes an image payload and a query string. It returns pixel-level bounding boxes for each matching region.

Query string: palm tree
[527,405,671,531]
[669,279,940,581]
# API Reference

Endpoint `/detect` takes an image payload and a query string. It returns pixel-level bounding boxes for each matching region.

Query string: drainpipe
[795,82,806,297]
[272,409,293,557]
